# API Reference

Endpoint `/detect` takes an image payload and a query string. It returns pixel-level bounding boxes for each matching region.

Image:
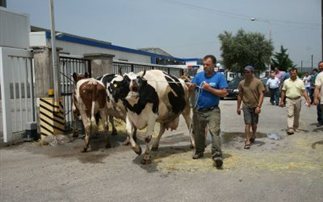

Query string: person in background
[275,67,286,82]
[189,55,228,169]
[237,66,265,149]
[266,70,280,105]
[302,72,311,96]
[280,68,311,135]
[310,68,319,104]
[314,61,323,126]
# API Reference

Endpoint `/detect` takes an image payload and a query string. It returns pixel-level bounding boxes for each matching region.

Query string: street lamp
[250,18,272,42]
[251,17,273,72]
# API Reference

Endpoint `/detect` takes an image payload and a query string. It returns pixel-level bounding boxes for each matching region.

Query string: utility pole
[311,54,314,69]
[49,0,60,105]
[321,0,323,60]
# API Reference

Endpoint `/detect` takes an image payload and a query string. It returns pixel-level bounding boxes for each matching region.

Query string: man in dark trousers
[188,55,228,168]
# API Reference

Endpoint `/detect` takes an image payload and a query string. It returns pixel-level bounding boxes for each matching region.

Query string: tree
[219,29,273,73]
[271,46,295,71]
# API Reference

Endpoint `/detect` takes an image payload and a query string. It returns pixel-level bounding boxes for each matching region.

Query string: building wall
[29,32,151,63]
[0,7,30,49]
[55,40,151,63]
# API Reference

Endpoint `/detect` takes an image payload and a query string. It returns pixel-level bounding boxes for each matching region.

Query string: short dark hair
[203,55,216,64]
[318,61,323,66]
[289,67,298,73]
[313,68,318,72]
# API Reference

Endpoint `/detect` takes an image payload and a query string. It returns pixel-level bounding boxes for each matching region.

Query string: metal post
[49,0,60,103]
[321,0,323,60]
[311,54,314,69]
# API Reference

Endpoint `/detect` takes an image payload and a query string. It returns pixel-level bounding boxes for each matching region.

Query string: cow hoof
[145,135,152,143]
[122,139,130,146]
[190,144,194,149]
[141,159,152,165]
[105,143,111,149]
[151,145,159,151]
[72,132,79,138]
[133,145,142,155]
[81,148,88,153]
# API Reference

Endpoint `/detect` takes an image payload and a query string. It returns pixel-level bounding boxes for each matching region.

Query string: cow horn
[72,72,78,82]
[141,70,146,77]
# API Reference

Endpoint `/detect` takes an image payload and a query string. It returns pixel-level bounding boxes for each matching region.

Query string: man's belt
[197,105,219,112]
[286,96,301,100]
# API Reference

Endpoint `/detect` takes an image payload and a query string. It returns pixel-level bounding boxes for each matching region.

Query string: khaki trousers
[286,98,301,130]
[192,107,221,157]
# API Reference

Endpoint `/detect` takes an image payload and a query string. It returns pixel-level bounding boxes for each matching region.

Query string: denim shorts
[242,106,259,125]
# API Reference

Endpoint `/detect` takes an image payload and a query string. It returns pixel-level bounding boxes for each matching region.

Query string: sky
[7,0,322,67]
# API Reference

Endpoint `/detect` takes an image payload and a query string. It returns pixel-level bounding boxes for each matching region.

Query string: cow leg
[72,103,79,137]
[142,116,157,164]
[100,109,110,148]
[126,116,141,155]
[81,117,91,152]
[122,128,137,145]
[182,104,194,148]
[109,115,118,136]
[151,124,166,151]
[72,112,79,138]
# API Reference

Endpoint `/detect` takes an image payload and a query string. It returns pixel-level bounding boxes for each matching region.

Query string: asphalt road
[1,98,322,202]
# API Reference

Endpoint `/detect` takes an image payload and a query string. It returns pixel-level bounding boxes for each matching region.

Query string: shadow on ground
[7,132,131,164]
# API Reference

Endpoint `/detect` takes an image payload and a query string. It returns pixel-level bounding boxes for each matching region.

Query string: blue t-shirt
[192,71,228,109]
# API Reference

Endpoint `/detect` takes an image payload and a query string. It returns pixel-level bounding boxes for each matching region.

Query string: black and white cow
[109,70,193,164]
[97,74,127,136]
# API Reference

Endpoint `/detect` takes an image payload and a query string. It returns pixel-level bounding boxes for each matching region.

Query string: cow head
[108,75,127,102]
[123,71,147,99]
[72,72,89,84]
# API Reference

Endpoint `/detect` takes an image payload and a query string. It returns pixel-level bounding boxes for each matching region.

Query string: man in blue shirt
[189,55,228,168]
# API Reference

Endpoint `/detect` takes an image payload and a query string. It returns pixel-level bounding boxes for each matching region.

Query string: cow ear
[140,77,147,86]
[72,72,78,82]
[84,72,89,78]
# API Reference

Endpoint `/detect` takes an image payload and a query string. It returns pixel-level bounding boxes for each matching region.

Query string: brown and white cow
[109,70,193,164]
[72,73,109,152]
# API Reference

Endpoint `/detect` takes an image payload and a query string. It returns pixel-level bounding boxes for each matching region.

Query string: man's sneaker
[192,152,204,159]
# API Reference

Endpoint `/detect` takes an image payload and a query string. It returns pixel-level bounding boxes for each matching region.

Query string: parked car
[224,76,243,99]
[224,76,270,100]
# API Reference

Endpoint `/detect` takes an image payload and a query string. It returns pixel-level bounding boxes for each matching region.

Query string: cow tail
[90,80,98,132]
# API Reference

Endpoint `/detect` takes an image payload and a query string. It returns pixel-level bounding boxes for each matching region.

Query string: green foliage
[271,46,295,71]
[219,29,273,73]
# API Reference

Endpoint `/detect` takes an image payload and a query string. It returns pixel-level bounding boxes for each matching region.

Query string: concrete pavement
[0,98,322,202]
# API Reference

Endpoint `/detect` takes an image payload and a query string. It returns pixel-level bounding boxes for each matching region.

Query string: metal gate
[0,47,35,143]
[112,61,183,76]
[59,56,91,130]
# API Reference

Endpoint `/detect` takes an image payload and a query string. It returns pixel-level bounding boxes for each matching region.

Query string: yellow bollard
[39,97,65,140]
